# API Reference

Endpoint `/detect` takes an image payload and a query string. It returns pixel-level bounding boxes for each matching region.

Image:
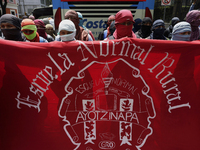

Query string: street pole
[22,0,26,15]
[163,5,166,22]
[18,0,21,16]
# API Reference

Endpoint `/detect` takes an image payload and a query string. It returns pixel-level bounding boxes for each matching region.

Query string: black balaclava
[0,14,24,41]
[171,17,180,27]
[132,18,142,33]
[138,17,152,38]
[169,17,180,32]
[151,19,166,40]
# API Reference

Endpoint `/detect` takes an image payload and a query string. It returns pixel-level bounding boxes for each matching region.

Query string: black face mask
[141,25,152,38]
[153,28,166,39]
[1,28,23,41]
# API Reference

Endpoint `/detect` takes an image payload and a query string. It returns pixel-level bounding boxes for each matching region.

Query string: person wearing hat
[171,21,191,41]
[21,19,48,42]
[106,9,136,40]
[0,14,26,41]
[148,19,167,40]
[57,19,76,42]
[45,24,56,40]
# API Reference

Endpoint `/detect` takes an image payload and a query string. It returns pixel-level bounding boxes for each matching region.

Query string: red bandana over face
[113,10,136,39]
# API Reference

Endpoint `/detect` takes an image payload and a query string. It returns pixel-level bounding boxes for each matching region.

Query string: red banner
[0,38,200,150]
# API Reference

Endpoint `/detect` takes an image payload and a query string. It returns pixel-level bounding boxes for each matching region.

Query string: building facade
[17,0,51,18]
[0,0,18,17]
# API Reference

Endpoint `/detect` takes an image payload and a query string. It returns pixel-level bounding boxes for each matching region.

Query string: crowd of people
[0,6,200,43]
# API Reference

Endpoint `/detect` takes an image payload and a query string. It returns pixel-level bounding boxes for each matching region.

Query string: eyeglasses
[118,21,133,26]
[22,30,34,34]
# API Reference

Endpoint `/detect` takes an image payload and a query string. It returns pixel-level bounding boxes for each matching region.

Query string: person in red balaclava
[107,9,136,40]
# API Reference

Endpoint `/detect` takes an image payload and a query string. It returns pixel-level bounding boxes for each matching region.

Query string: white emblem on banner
[15,91,41,112]
[120,121,132,146]
[120,99,134,111]
[84,121,96,144]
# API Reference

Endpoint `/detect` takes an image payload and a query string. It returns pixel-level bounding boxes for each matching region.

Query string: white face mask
[60,32,75,41]
[172,34,191,41]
